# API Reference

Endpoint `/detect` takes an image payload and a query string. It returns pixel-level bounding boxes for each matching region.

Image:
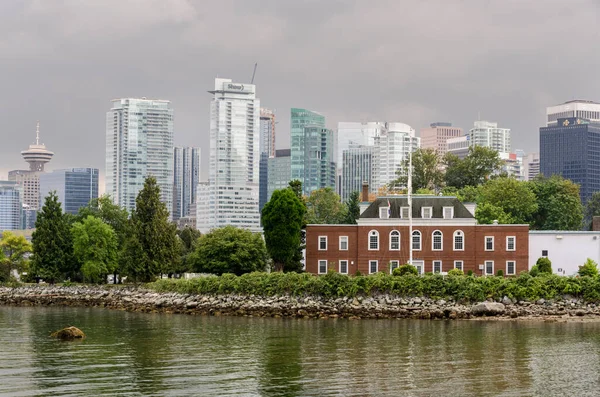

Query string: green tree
[341,191,360,224]
[475,202,514,224]
[77,195,129,245]
[288,179,304,200]
[288,180,307,269]
[391,148,444,192]
[262,188,306,272]
[578,258,599,277]
[536,257,552,274]
[31,192,75,283]
[71,216,118,283]
[0,231,32,281]
[584,192,600,230]
[529,175,583,230]
[306,187,347,224]
[444,146,502,189]
[176,226,201,272]
[477,177,538,224]
[189,225,267,275]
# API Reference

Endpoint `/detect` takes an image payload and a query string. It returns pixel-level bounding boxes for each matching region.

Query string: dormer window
[379,207,389,219]
[421,207,432,219]
[401,206,410,219]
[443,206,454,219]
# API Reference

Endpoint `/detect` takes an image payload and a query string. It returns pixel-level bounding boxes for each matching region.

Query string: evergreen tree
[342,191,360,224]
[31,192,74,283]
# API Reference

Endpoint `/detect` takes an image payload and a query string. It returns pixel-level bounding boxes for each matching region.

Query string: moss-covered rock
[51,326,85,340]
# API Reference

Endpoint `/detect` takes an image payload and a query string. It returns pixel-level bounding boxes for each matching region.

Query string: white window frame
[368,230,379,251]
[339,260,348,274]
[506,260,516,275]
[389,260,400,274]
[389,230,400,251]
[379,207,389,219]
[339,236,348,251]
[432,230,443,251]
[318,260,327,274]
[401,206,410,219]
[453,230,464,251]
[443,206,454,219]
[506,236,516,251]
[454,260,463,271]
[485,236,494,251]
[433,260,442,274]
[485,260,494,275]
[369,260,378,274]
[421,207,433,219]
[318,236,328,251]
[413,260,424,275]
[412,230,422,251]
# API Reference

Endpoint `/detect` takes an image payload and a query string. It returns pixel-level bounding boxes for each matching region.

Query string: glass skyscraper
[267,149,292,201]
[173,147,201,220]
[341,144,373,201]
[0,181,22,230]
[259,108,275,211]
[105,98,174,215]
[39,168,99,215]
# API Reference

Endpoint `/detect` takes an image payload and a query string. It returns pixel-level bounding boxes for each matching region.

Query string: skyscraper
[39,168,99,215]
[197,78,260,233]
[105,98,174,215]
[467,120,511,155]
[267,149,291,202]
[372,122,420,190]
[173,147,201,220]
[420,122,463,156]
[546,100,600,126]
[341,144,373,201]
[0,181,22,231]
[259,108,276,211]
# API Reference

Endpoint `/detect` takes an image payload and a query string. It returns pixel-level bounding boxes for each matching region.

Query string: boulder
[471,302,505,316]
[51,326,85,340]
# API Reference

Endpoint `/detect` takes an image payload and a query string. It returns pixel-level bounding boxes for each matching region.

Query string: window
[379,207,389,219]
[506,261,515,275]
[339,236,348,251]
[443,206,454,219]
[432,230,443,250]
[401,206,410,219]
[318,236,327,251]
[369,260,378,274]
[454,260,463,271]
[506,236,516,251]
[542,250,548,257]
[412,231,421,250]
[390,260,400,274]
[485,236,494,251]
[454,230,464,251]
[413,260,424,275]
[318,260,327,274]
[485,261,494,275]
[368,230,379,250]
[433,260,442,273]
[421,207,432,219]
[390,230,400,250]
[339,260,348,274]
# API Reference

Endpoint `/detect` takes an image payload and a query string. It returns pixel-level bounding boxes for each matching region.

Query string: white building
[523,152,540,181]
[546,100,600,126]
[197,78,261,233]
[447,136,470,159]
[529,231,600,276]
[468,120,510,155]
[372,122,420,191]
[336,122,385,169]
[105,98,174,215]
[173,147,201,220]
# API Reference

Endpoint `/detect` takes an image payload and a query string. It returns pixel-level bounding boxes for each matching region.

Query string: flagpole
[408,147,413,266]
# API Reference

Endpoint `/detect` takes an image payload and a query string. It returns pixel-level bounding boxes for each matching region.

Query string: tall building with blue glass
[39,168,99,214]
[0,181,22,230]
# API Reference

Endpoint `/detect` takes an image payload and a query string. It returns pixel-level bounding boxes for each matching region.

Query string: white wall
[529,232,600,276]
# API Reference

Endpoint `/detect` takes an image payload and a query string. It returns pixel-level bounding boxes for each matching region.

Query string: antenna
[36,121,40,145]
[251,63,258,84]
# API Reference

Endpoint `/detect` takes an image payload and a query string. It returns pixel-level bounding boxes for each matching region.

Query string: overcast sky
[1,0,599,184]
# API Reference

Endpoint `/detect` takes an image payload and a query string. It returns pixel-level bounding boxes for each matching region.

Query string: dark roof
[360,196,474,219]
[275,149,291,157]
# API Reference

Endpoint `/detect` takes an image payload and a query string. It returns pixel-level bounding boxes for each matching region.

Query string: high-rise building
[291,108,326,196]
[267,149,292,201]
[173,147,201,220]
[259,109,276,211]
[105,98,174,215]
[446,136,470,159]
[467,120,511,155]
[420,122,463,156]
[0,181,22,231]
[540,115,600,203]
[197,78,260,233]
[546,100,600,126]
[372,122,420,190]
[39,168,99,215]
[523,152,540,181]
[336,122,384,167]
[341,144,373,201]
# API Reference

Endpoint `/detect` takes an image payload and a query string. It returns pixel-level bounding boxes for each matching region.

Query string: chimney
[362,181,369,202]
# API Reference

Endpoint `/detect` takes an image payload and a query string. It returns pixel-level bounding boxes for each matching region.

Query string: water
[0,306,599,396]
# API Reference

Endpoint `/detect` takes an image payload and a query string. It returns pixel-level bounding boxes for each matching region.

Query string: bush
[447,268,464,276]
[536,257,552,274]
[466,270,474,276]
[579,258,599,277]
[529,265,540,277]
[496,269,504,277]
[393,264,418,276]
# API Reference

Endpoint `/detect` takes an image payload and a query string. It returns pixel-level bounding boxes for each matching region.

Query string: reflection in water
[1,307,600,396]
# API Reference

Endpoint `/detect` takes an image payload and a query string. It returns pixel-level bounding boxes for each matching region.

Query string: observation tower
[21,122,53,172]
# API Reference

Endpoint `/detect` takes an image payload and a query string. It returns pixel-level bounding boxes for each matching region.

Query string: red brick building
[306,196,529,276]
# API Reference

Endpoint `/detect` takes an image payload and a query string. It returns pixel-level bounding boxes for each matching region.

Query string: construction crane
[251,63,258,84]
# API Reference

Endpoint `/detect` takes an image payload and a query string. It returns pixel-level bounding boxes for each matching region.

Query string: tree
[477,177,538,224]
[584,192,600,230]
[444,146,502,189]
[30,192,74,283]
[0,232,32,281]
[77,195,129,245]
[529,175,583,230]
[579,258,599,277]
[341,191,360,224]
[288,179,304,200]
[475,202,514,225]
[189,225,267,275]
[536,257,552,274]
[305,187,347,224]
[176,226,202,272]
[262,188,306,272]
[391,148,444,192]
[71,216,118,283]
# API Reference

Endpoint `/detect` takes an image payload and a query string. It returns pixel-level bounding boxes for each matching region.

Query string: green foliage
[457,186,479,202]
[496,269,504,277]
[188,225,267,275]
[0,231,32,278]
[529,265,540,277]
[31,192,75,283]
[77,195,129,245]
[447,268,464,276]
[477,177,538,224]
[393,264,418,276]
[584,192,600,230]
[536,257,552,274]
[341,191,360,224]
[391,148,444,192]
[475,202,514,224]
[176,227,202,272]
[444,146,502,189]
[579,259,599,277]
[529,175,583,230]
[71,216,118,283]
[305,187,347,224]
[466,270,474,276]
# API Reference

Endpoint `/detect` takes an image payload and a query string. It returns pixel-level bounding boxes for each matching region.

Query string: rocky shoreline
[0,285,599,321]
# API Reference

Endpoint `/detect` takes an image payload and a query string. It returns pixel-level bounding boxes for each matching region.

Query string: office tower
[105,98,174,215]
[336,122,384,167]
[267,149,292,201]
[372,122,420,190]
[467,120,511,155]
[523,152,540,181]
[540,112,600,203]
[446,136,470,159]
[173,147,201,220]
[197,78,260,233]
[420,122,463,156]
[0,181,22,230]
[546,100,600,126]
[39,168,99,215]
[8,122,54,213]
[341,144,373,201]
[259,108,276,211]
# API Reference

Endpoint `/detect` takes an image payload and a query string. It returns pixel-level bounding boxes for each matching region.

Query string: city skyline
[2,0,598,183]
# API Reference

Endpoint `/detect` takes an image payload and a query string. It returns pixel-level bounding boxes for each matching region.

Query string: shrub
[496,269,504,277]
[393,264,418,276]
[529,265,540,277]
[536,257,552,274]
[447,268,464,276]
[466,270,474,276]
[579,258,599,277]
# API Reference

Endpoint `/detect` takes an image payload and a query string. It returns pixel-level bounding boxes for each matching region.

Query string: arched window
[432,230,443,251]
[389,230,400,250]
[368,230,379,250]
[412,230,421,251]
[454,230,464,251]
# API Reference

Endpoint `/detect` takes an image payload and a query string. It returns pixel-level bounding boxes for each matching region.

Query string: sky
[1,0,600,185]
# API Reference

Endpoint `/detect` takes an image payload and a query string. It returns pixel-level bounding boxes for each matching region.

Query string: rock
[502,296,512,306]
[413,298,422,304]
[536,299,545,305]
[51,326,85,340]
[471,302,505,316]
[351,298,360,306]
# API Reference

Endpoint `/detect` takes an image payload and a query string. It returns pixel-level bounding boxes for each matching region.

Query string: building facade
[546,100,600,126]
[446,136,470,159]
[306,196,529,276]
[420,122,463,156]
[258,109,276,212]
[0,181,22,231]
[267,149,291,202]
[39,168,99,215]
[197,78,261,233]
[468,120,511,155]
[341,144,373,201]
[372,123,420,191]
[105,98,174,215]
[173,147,201,220]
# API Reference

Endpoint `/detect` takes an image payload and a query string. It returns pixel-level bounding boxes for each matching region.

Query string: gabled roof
[360,196,474,219]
